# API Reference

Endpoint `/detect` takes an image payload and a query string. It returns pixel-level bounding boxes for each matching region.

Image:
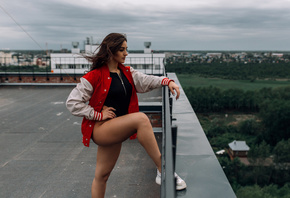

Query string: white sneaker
[155,169,187,190]
[174,172,187,190]
[155,169,162,185]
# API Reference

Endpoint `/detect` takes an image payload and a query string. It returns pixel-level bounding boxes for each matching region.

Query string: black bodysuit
[104,70,132,117]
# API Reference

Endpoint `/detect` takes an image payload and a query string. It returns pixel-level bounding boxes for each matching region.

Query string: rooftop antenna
[46,42,48,55]
[91,36,94,45]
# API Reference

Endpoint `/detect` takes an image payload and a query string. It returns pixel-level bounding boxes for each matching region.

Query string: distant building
[0,51,13,65]
[271,53,283,58]
[228,140,250,160]
[206,53,222,58]
[50,41,165,75]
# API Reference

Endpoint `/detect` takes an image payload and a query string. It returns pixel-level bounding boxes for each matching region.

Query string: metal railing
[161,85,177,198]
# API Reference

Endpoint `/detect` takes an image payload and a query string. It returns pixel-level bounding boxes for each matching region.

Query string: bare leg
[91,143,122,198]
[91,112,162,197]
[92,112,161,169]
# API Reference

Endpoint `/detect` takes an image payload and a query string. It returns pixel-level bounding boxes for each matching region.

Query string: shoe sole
[176,183,187,190]
[156,177,187,190]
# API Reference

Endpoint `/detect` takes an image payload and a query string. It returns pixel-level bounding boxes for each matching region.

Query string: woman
[66,33,186,197]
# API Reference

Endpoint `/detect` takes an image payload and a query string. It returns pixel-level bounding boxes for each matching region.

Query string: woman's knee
[135,112,151,126]
[94,171,111,183]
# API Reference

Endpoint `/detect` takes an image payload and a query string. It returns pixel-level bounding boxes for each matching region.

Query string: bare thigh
[92,112,149,146]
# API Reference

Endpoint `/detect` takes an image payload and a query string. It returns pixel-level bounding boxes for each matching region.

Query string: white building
[0,51,13,65]
[271,53,283,58]
[50,42,165,75]
[206,53,222,58]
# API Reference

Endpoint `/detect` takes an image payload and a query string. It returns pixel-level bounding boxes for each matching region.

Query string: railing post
[169,97,173,124]
[46,57,50,81]
[171,125,177,171]
[32,66,35,81]
[59,57,62,81]
[151,51,153,74]
[74,57,76,81]
[4,62,8,80]
[17,55,21,81]
[161,86,176,198]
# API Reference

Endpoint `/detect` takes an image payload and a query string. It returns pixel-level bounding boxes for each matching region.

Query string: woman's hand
[168,81,180,100]
[101,106,116,120]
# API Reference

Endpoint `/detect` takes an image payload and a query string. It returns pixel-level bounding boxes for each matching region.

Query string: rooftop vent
[71,42,80,53]
[144,42,151,48]
[144,42,152,54]
[72,42,79,48]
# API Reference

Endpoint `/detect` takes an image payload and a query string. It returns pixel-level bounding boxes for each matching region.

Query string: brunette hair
[84,33,127,71]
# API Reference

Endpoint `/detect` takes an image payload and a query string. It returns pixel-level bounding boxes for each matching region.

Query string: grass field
[177,74,290,91]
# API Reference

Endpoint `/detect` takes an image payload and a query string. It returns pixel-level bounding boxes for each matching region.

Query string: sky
[1,0,290,51]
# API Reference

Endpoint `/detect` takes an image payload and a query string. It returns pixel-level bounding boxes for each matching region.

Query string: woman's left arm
[130,66,180,99]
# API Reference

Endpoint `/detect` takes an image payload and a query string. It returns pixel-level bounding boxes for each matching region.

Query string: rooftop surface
[0,73,236,198]
[0,86,160,198]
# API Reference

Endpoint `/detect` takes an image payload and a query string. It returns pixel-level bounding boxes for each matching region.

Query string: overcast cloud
[1,0,290,50]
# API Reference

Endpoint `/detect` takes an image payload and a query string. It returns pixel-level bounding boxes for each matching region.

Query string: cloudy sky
[1,0,290,51]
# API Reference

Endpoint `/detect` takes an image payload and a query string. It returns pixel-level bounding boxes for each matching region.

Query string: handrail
[161,85,176,198]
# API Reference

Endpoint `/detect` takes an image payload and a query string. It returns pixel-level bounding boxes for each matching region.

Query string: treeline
[166,62,290,80]
[184,86,290,114]
[188,86,290,146]
[236,183,290,198]
[185,86,290,146]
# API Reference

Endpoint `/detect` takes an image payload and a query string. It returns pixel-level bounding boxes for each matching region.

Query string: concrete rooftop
[0,85,160,198]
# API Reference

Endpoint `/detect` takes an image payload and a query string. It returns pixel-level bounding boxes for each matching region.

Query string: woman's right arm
[66,78,103,121]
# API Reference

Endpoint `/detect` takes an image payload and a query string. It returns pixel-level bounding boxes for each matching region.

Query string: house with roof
[228,140,250,160]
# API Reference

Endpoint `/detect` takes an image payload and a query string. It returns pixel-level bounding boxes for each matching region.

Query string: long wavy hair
[84,33,127,71]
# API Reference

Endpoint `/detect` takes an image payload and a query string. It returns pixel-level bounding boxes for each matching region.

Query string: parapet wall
[0,73,82,84]
[146,112,162,128]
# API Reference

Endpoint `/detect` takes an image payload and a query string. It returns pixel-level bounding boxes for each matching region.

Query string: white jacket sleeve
[66,78,102,121]
[130,67,172,93]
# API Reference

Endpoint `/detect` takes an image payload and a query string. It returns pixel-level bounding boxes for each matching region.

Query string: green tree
[248,141,272,185]
[273,139,290,165]
[236,185,270,198]
[259,99,290,145]
[238,119,260,136]
[220,157,246,186]
[236,183,290,198]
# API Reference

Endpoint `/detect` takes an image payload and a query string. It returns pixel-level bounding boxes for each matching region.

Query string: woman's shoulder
[83,69,96,78]
[83,66,106,77]
[83,68,102,85]
[118,63,131,70]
